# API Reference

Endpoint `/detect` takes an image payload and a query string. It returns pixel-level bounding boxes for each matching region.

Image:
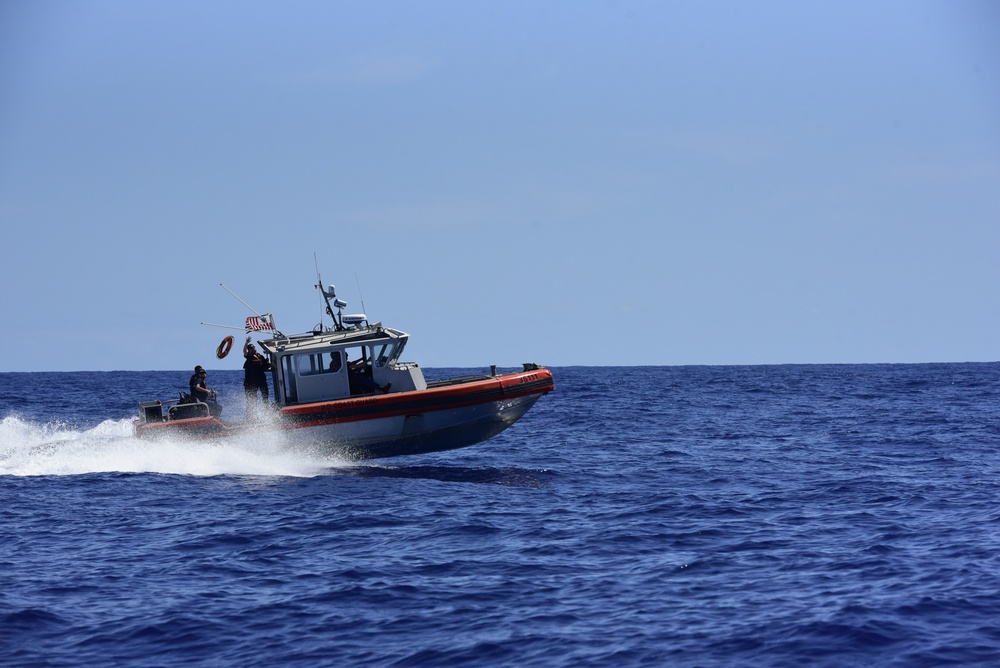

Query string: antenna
[355,273,367,318]
[220,284,262,316]
[314,252,324,329]
[200,321,246,330]
[314,254,345,331]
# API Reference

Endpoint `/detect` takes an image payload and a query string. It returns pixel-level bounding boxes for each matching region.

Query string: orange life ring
[216,335,234,359]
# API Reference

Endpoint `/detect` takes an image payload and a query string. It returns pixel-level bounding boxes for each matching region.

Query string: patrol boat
[133,278,554,460]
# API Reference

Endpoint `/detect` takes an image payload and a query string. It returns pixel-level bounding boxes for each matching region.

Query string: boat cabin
[258,322,427,406]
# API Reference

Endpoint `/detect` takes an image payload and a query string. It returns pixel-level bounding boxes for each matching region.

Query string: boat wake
[0,415,352,478]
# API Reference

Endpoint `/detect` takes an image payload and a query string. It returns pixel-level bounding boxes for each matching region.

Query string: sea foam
[0,415,348,478]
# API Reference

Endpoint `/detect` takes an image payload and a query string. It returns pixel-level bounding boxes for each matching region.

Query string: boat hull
[133,367,553,460]
[288,390,544,459]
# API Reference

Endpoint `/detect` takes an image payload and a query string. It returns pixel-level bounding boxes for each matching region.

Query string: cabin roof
[257,323,408,355]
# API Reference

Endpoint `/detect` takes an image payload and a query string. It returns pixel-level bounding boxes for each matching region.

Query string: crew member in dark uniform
[189,365,222,417]
[243,337,272,419]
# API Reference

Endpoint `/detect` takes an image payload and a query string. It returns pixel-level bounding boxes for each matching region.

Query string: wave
[0,415,349,478]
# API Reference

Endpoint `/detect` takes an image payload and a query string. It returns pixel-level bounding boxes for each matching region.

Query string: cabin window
[373,342,399,368]
[344,345,370,370]
[296,353,322,376]
[295,351,343,377]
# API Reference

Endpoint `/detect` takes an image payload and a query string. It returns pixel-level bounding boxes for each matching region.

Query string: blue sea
[3,364,1000,666]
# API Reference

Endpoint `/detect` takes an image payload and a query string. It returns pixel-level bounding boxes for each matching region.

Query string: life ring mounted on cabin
[216,335,234,359]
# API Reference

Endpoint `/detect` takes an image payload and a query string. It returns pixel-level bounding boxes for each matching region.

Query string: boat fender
[216,335,234,359]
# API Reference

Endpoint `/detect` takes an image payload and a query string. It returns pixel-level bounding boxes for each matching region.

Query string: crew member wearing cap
[189,365,222,417]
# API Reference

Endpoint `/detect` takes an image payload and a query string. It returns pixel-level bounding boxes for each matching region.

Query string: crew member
[189,365,222,417]
[243,337,272,419]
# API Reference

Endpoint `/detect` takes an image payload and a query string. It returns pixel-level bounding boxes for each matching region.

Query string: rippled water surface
[3,364,1000,666]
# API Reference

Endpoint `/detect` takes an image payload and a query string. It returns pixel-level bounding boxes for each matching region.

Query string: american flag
[245,314,273,332]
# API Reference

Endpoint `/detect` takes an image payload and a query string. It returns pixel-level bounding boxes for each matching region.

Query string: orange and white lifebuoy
[216,335,234,359]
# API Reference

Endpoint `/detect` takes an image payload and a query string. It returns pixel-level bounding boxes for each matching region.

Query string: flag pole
[220,283,262,316]
[200,322,246,330]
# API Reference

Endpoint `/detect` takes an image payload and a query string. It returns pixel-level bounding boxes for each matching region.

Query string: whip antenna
[314,252,324,328]
[355,273,367,318]
[220,283,262,316]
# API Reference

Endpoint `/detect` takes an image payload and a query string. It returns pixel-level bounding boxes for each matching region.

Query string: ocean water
[3,364,1000,666]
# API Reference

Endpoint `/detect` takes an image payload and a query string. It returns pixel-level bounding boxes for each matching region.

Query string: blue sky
[1,1,998,371]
